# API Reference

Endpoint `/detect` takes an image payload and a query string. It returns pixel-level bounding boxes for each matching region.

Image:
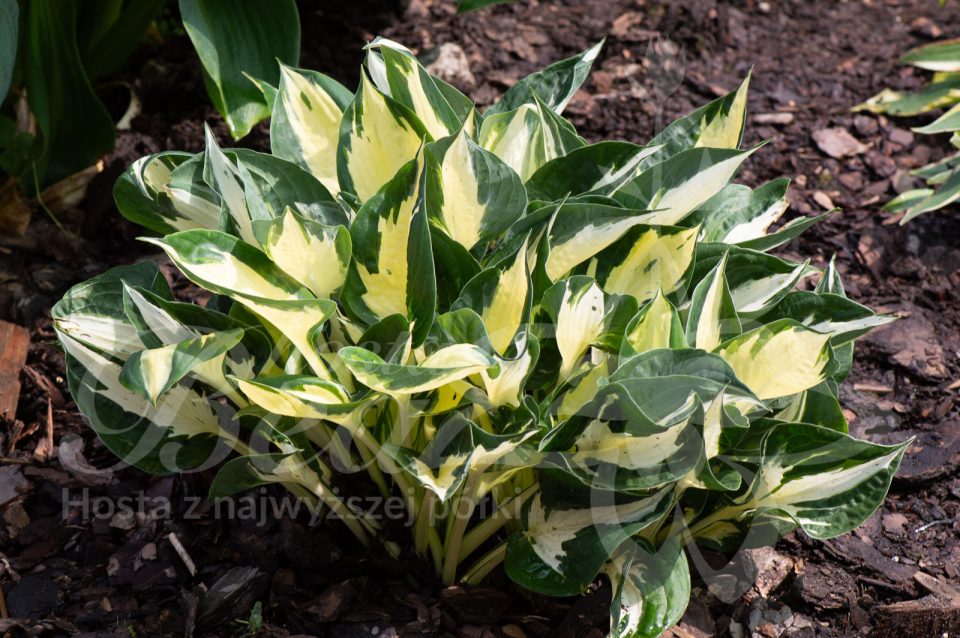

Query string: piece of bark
[441,586,513,623]
[823,534,916,595]
[792,563,855,610]
[198,566,269,627]
[0,320,29,420]
[308,580,360,622]
[895,420,960,485]
[57,433,114,486]
[873,573,960,636]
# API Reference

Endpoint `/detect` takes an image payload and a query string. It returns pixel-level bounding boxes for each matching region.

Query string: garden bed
[2,0,960,636]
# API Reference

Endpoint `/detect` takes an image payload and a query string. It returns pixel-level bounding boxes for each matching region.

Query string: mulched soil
[2,0,960,636]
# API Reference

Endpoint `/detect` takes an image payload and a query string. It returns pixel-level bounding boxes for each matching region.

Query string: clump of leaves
[55,39,905,637]
[857,38,960,222]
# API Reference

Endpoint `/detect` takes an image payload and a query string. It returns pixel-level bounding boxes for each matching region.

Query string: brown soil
[2,0,960,636]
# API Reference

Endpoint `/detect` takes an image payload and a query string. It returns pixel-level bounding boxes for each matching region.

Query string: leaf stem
[442,470,481,584]
[414,491,436,555]
[289,478,373,545]
[460,541,507,586]
[458,483,537,562]
[341,413,391,498]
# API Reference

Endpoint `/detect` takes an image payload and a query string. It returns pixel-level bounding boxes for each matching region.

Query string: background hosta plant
[856,38,960,222]
[0,0,298,236]
[55,38,906,637]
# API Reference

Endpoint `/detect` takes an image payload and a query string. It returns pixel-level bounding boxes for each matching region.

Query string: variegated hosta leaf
[121,282,268,374]
[121,283,193,347]
[690,179,831,253]
[340,343,496,396]
[690,390,749,491]
[144,229,309,301]
[613,146,757,225]
[454,242,531,355]
[438,308,538,409]
[213,437,381,540]
[209,452,299,497]
[120,329,244,404]
[603,538,690,638]
[271,64,353,195]
[230,148,347,228]
[693,243,814,317]
[207,451,365,538]
[58,332,221,475]
[688,179,788,244]
[901,38,960,72]
[645,72,751,164]
[505,487,673,596]
[337,73,429,203]
[366,39,463,139]
[365,38,476,126]
[854,74,960,117]
[696,424,908,544]
[246,74,278,111]
[425,127,527,251]
[913,101,960,135]
[885,188,935,214]
[485,40,603,116]
[716,320,831,400]
[386,417,474,503]
[919,150,960,183]
[343,151,437,345]
[144,229,337,378]
[480,334,538,409]
[385,412,533,502]
[610,350,765,418]
[593,225,699,304]
[431,231,484,311]
[541,383,703,493]
[203,125,261,244]
[767,291,895,346]
[901,168,960,223]
[684,253,740,351]
[233,375,361,422]
[52,262,171,359]
[479,98,585,181]
[203,127,348,246]
[261,208,351,299]
[554,357,610,423]
[620,290,685,357]
[815,255,845,296]
[541,277,636,379]
[114,152,220,235]
[525,141,662,202]
[612,348,738,389]
[543,202,657,282]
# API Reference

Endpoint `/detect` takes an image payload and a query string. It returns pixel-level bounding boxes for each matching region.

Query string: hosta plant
[856,38,960,222]
[55,39,906,637]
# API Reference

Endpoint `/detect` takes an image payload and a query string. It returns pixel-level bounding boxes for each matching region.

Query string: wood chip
[168,532,197,577]
[0,321,29,421]
[812,190,835,210]
[882,211,905,225]
[754,112,794,125]
[812,127,869,159]
[853,382,894,394]
[32,399,54,463]
[58,433,113,486]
